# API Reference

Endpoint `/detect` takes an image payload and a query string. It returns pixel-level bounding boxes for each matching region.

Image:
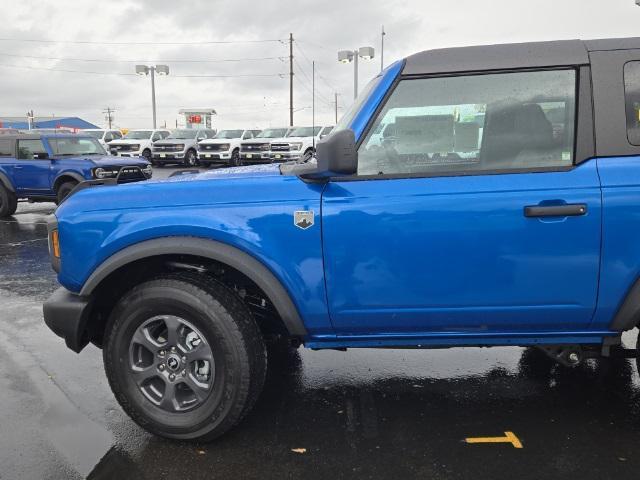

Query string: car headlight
[289,142,303,151]
[176,144,185,150]
[93,167,118,179]
[130,144,140,150]
[143,164,152,175]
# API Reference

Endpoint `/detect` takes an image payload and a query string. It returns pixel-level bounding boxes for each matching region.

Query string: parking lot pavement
[3,167,640,479]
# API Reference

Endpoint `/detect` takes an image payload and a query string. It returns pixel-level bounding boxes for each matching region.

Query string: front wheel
[0,183,17,217]
[230,149,241,167]
[55,181,77,205]
[142,149,152,161]
[185,150,197,167]
[103,273,267,441]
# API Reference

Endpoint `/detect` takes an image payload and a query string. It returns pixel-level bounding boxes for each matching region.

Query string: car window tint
[0,139,13,156]
[17,139,47,159]
[357,69,576,176]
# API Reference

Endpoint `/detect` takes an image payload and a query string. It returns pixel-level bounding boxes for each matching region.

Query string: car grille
[110,144,136,152]
[154,144,182,152]
[200,144,227,152]
[111,166,148,182]
[241,143,269,152]
[270,143,290,152]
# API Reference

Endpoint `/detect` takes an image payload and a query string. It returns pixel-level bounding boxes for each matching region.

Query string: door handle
[524,203,587,218]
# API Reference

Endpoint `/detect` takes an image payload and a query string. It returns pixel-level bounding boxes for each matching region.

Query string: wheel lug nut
[158,364,165,371]
[181,356,187,363]
[169,373,176,381]
[158,350,165,357]
[171,346,177,353]
[181,369,186,377]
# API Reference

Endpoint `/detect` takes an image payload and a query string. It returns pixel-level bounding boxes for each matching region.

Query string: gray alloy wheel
[231,149,241,166]
[185,149,197,166]
[129,315,214,412]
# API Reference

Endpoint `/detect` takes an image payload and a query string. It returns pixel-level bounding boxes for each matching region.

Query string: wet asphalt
[2,166,640,479]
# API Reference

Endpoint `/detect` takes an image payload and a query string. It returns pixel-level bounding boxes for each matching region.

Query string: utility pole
[334,92,338,124]
[150,67,156,129]
[381,25,386,71]
[102,107,115,129]
[289,33,294,126]
[312,61,315,149]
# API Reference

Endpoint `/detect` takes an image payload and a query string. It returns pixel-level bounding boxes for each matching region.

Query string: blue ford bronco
[0,133,152,216]
[43,37,640,441]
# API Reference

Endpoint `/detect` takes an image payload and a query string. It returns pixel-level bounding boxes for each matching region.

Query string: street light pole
[338,46,374,100]
[150,66,157,129]
[136,64,169,129]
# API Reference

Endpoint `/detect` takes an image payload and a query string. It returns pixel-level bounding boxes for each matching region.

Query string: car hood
[67,155,149,167]
[156,164,281,184]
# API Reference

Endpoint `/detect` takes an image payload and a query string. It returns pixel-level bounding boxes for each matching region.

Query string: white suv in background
[197,129,261,167]
[240,127,292,164]
[269,125,334,162]
[108,129,171,161]
[85,129,123,153]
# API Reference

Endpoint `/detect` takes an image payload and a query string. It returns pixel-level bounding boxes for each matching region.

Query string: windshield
[334,75,382,133]
[86,131,104,139]
[256,128,288,138]
[168,129,198,139]
[47,137,106,156]
[215,130,244,139]
[288,126,322,137]
[123,130,153,139]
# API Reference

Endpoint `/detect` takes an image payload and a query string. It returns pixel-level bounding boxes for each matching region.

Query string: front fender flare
[54,171,85,189]
[80,236,308,337]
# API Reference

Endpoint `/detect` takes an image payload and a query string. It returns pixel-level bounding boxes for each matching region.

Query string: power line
[0,37,285,46]
[0,52,285,64]
[0,62,285,78]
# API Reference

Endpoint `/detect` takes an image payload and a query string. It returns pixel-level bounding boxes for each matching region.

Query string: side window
[104,132,114,142]
[17,139,47,159]
[152,132,162,141]
[161,131,170,138]
[357,69,576,176]
[0,139,13,157]
[242,131,253,139]
[113,131,122,139]
[623,61,640,145]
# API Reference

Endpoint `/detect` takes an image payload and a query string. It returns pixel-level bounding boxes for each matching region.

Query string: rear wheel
[55,181,77,204]
[0,184,17,217]
[103,273,267,441]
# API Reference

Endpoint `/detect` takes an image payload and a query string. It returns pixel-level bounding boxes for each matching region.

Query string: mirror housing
[282,129,358,179]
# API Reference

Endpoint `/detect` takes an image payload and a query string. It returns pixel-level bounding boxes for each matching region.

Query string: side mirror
[281,129,357,179]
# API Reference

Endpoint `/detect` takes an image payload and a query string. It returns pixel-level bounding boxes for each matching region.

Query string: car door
[13,138,52,194]
[321,67,602,336]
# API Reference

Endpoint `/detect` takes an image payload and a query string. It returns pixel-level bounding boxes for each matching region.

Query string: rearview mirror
[282,129,357,179]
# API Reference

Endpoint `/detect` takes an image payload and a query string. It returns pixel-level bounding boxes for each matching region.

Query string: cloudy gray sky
[2,0,640,130]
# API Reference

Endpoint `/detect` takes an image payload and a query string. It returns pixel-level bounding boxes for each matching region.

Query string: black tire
[636,330,640,374]
[55,181,77,205]
[142,149,152,161]
[185,149,197,167]
[0,183,17,217]
[302,148,314,162]
[103,273,267,442]
[231,149,241,167]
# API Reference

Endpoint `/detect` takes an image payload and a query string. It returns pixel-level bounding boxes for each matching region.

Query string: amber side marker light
[50,229,60,258]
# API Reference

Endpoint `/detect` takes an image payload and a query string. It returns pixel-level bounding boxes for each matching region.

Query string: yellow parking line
[465,431,523,449]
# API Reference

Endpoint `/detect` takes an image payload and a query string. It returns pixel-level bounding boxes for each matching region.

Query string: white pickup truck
[197,129,261,167]
[108,129,171,161]
[85,129,123,154]
[269,125,334,162]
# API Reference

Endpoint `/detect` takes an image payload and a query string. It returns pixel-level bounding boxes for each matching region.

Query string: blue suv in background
[0,133,152,216]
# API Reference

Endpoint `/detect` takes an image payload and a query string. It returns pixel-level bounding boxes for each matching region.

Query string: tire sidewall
[0,184,15,217]
[185,149,197,166]
[56,182,76,204]
[104,283,248,439]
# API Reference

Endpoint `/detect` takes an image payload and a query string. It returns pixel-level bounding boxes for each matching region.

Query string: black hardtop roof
[403,37,640,75]
[0,132,91,141]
